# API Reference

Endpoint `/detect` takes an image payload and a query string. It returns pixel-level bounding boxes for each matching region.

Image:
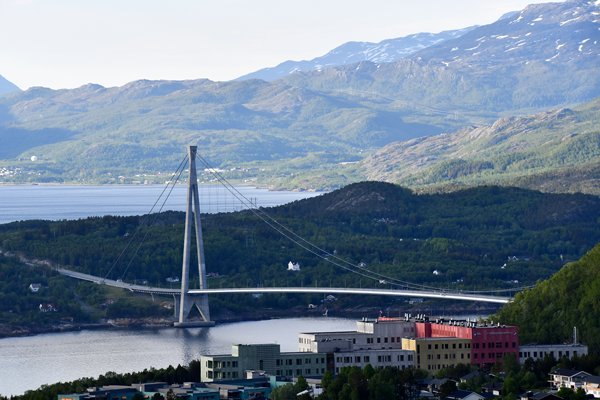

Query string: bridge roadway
[57,268,511,304]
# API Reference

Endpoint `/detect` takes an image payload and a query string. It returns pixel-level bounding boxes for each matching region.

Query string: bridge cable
[119,157,189,280]
[103,154,189,280]
[195,153,458,292]
[195,153,529,295]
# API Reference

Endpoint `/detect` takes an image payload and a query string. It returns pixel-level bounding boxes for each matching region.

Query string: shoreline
[0,304,499,340]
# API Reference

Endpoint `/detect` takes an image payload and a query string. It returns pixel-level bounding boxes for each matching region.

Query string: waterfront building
[298,317,415,352]
[200,344,327,382]
[402,337,471,372]
[332,348,415,373]
[518,343,588,363]
[416,318,519,367]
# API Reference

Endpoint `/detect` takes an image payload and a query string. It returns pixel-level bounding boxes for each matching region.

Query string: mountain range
[0,75,20,97]
[237,27,476,81]
[0,0,598,192]
[358,97,600,195]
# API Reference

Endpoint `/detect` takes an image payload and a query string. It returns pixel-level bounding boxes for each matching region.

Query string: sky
[1,0,559,90]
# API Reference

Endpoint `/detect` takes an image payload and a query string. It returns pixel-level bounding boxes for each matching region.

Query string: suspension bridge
[58,146,513,327]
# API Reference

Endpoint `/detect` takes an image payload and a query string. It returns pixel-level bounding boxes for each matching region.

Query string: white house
[287,261,300,271]
[549,369,592,390]
[29,283,41,293]
[583,376,600,398]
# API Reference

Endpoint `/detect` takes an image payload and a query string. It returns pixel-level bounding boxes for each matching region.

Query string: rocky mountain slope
[237,27,475,81]
[359,97,600,195]
[283,0,599,112]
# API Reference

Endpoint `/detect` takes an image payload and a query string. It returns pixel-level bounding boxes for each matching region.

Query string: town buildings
[519,344,588,363]
[415,318,519,368]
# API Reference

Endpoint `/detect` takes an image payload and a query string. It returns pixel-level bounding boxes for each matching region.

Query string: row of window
[205,360,238,369]
[275,357,326,366]
[425,343,471,350]
[366,337,403,344]
[520,350,577,358]
[206,370,239,379]
[473,352,510,359]
[275,368,325,376]
[425,352,469,360]
[473,342,517,349]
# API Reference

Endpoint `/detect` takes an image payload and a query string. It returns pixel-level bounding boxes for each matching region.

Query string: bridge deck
[57,268,511,304]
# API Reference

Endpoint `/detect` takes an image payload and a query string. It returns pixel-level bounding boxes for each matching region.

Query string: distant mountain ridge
[0,75,20,97]
[237,27,476,82]
[282,0,600,112]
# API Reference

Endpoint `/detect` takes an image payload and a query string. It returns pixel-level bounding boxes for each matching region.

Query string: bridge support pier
[174,145,215,328]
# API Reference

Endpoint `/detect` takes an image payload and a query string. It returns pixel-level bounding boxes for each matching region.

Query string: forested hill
[276,182,599,227]
[496,243,600,351]
[1,182,599,293]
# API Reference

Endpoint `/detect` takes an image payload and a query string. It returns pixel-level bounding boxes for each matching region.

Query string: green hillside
[496,243,600,351]
[359,98,600,195]
[1,182,600,334]
[1,182,599,292]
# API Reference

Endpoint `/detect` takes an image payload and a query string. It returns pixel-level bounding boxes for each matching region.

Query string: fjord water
[0,318,357,396]
[0,185,324,395]
[0,184,322,224]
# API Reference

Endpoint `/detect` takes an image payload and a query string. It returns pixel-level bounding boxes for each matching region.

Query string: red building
[416,319,519,367]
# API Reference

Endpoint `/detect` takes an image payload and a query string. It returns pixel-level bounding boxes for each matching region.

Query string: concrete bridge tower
[174,145,215,327]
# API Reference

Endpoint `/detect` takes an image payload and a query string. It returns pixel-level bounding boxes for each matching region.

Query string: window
[355,356,361,363]
[428,344,431,350]
[296,359,302,365]
[364,356,370,362]
[452,344,456,349]
[384,337,388,343]
[459,344,462,349]
[232,361,238,368]
[435,344,438,350]
[391,337,395,343]
[377,338,381,343]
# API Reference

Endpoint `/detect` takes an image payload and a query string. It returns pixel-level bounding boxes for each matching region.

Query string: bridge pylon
[174,145,215,327]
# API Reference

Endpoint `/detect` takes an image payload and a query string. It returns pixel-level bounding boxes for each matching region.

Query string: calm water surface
[0,184,323,224]
[0,185,326,395]
[0,318,357,396]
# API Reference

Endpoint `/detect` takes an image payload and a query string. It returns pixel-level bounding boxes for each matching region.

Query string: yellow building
[402,337,471,372]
